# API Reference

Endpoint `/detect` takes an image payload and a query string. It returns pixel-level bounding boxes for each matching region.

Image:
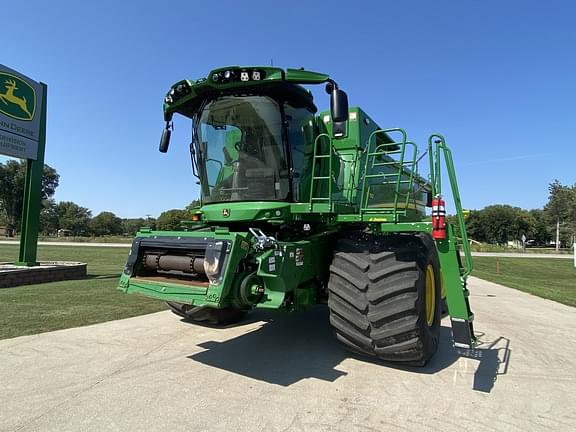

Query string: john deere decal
[0,72,36,121]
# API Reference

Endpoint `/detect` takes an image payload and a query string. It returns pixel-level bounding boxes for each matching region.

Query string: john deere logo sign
[0,64,44,160]
[0,72,35,121]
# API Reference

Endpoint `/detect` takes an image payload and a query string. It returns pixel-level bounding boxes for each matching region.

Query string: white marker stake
[574,242,576,268]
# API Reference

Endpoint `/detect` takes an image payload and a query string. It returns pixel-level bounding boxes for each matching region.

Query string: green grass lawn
[0,244,167,340]
[472,257,576,307]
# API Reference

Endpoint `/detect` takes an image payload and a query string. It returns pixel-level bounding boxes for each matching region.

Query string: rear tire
[328,234,441,366]
[165,302,246,326]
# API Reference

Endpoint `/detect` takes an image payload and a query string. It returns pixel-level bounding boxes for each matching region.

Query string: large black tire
[328,234,442,366]
[165,302,246,326]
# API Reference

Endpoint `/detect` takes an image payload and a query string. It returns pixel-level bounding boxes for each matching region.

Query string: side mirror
[159,128,171,153]
[330,88,349,123]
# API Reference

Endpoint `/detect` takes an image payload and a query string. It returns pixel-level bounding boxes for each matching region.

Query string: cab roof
[163,66,331,121]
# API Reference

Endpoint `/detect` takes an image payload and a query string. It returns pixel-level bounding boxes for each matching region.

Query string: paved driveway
[1,277,574,431]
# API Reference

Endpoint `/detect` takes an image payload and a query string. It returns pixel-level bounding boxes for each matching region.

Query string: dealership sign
[0,64,43,160]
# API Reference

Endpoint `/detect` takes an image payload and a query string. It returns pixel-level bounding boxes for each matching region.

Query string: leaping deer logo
[0,79,33,120]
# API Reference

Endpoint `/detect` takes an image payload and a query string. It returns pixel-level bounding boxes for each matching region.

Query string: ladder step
[371,160,406,165]
[368,149,403,155]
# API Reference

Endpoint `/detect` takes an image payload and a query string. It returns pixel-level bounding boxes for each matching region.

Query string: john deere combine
[118,66,475,365]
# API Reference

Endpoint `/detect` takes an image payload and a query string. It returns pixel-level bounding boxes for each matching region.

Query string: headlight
[203,241,228,285]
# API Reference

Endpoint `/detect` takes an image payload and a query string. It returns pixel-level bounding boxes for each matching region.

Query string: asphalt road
[1,277,575,432]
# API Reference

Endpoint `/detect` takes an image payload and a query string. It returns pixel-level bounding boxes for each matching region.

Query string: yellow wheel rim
[425,264,436,327]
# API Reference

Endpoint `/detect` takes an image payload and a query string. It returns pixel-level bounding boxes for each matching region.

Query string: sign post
[521,234,527,253]
[0,64,47,266]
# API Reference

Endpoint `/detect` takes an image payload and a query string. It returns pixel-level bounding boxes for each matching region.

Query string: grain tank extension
[118,66,476,365]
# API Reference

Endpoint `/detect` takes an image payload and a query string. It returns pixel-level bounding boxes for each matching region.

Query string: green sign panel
[0,64,43,160]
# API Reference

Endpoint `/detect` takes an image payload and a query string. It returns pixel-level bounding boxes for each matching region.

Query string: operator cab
[195,94,318,204]
[159,66,348,206]
[198,96,282,202]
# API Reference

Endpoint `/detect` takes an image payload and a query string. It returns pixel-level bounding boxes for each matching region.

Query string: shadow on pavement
[380,329,512,393]
[188,306,511,390]
[188,306,347,386]
[186,307,504,389]
[461,336,512,393]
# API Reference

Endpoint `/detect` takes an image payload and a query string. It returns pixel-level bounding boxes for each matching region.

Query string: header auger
[119,66,475,365]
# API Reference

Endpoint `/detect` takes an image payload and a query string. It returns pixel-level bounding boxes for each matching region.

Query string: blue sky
[2,0,574,217]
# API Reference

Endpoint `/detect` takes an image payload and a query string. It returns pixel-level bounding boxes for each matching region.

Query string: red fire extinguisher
[431,195,446,240]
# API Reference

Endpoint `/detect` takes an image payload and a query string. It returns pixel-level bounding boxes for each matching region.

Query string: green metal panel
[119,227,337,312]
[436,224,475,331]
[284,68,330,84]
[201,202,291,223]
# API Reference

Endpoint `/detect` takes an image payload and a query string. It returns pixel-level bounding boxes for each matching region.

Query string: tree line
[0,160,199,237]
[456,180,575,250]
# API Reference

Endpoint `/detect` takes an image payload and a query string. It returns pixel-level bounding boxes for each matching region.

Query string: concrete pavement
[0,277,575,431]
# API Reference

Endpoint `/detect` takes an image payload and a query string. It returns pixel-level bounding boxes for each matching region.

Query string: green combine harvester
[118,66,475,365]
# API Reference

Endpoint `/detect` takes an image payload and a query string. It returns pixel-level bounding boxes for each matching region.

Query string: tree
[156,209,190,231]
[0,160,59,233]
[185,200,201,212]
[57,201,91,236]
[122,217,156,235]
[465,205,536,245]
[464,210,485,242]
[89,211,123,236]
[528,209,552,245]
[544,180,574,251]
[39,199,59,235]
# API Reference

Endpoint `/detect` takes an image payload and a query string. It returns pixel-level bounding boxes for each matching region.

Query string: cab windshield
[196,96,289,203]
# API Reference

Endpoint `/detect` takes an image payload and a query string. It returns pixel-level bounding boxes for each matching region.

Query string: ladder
[308,133,335,212]
[429,133,476,348]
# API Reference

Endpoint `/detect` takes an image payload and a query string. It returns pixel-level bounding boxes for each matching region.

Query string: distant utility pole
[555,218,560,253]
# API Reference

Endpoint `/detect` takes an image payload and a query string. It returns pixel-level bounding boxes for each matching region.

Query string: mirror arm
[325,79,338,94]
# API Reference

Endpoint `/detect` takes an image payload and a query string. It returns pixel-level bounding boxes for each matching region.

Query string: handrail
[427,134,473,277]
[362,128,418,220]
[308,133,333,211]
